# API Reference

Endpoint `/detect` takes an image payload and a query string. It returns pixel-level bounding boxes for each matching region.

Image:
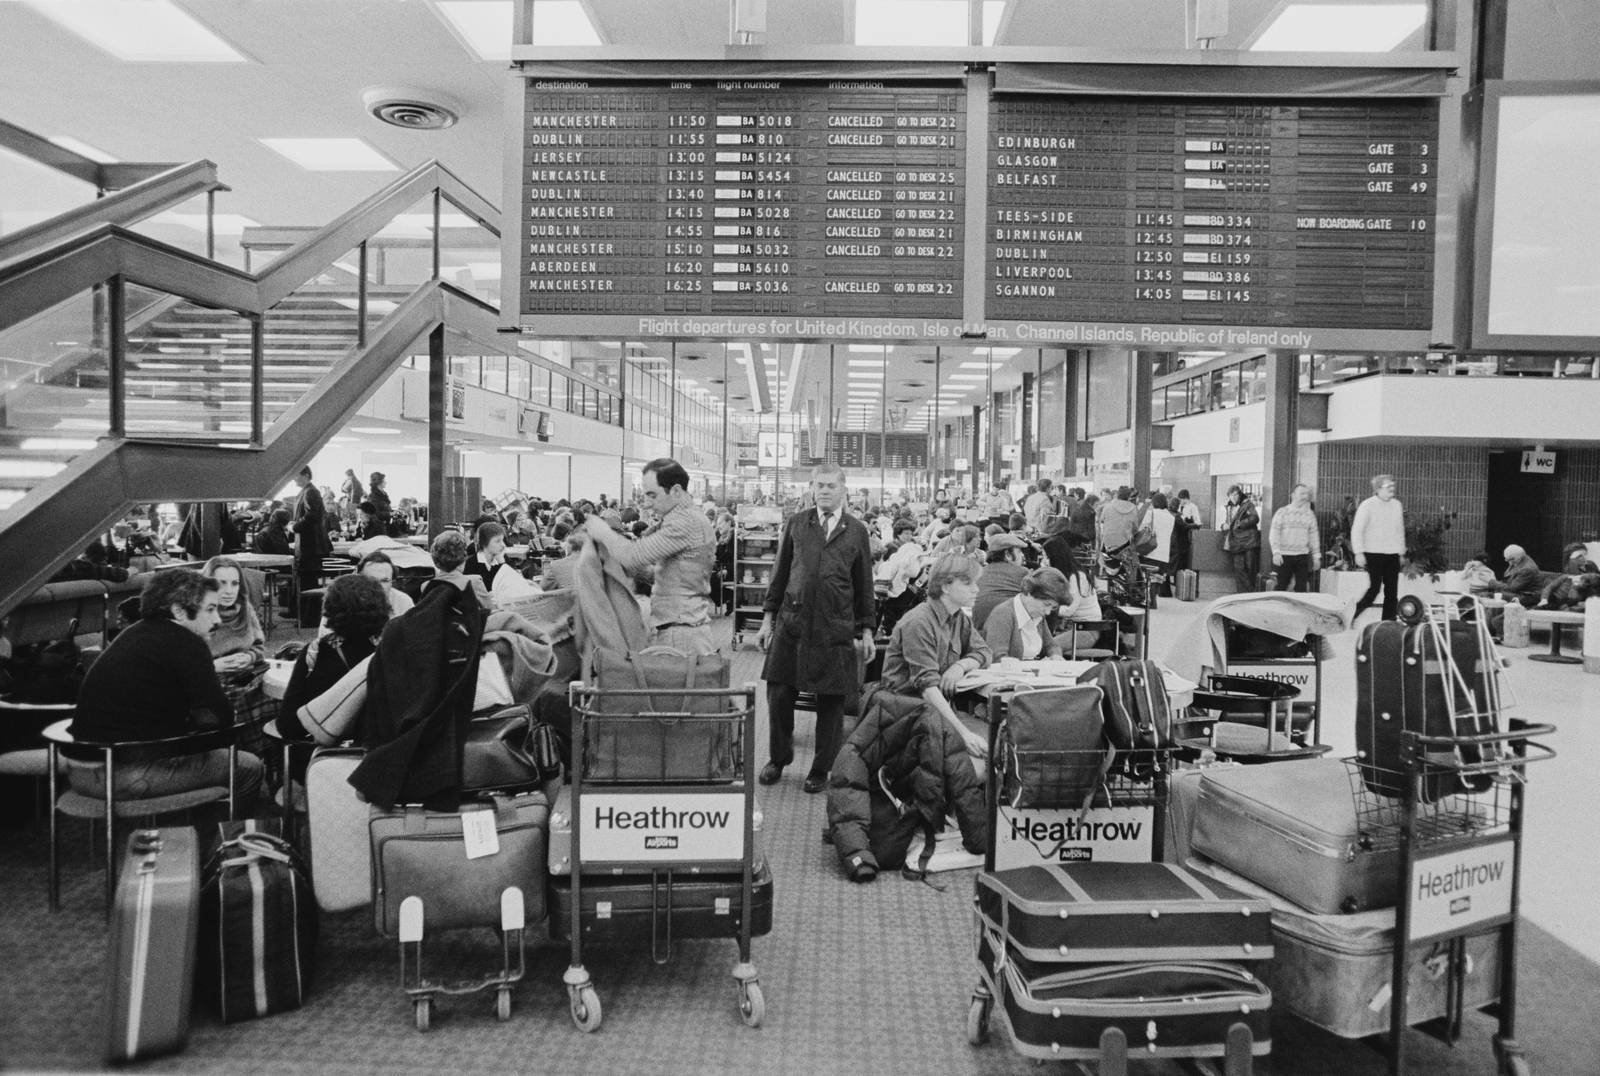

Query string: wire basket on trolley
[572,686,748,785]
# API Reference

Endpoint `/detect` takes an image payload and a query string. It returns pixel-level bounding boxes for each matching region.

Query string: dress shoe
[803,774,827,794]
[758,762,783,786]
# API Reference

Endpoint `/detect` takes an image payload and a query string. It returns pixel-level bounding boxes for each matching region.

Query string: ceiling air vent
[363,86,460,131]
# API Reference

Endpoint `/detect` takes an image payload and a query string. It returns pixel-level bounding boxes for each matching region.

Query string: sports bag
[586,646,736,783]
[199,828,317,1023]
[462,703,563,793]
[1132,525,1159,557]
[999,685,1112,811]
[1075,659,1172,778]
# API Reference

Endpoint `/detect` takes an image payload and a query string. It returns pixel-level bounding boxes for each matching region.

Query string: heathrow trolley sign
[578,793,747,866]
[1406,838,1516,944]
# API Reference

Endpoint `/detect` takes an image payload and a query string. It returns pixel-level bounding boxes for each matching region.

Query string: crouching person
[825,554,990,883]
[69,569,265,807]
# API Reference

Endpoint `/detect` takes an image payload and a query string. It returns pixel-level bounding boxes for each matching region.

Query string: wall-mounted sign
[757,430,795,466]
[1520,449,1556,474]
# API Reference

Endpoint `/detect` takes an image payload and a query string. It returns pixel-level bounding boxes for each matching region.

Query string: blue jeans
[69,747,264,805]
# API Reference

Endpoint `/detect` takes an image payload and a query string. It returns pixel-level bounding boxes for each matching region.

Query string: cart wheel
[570,985,603,1032]
[496,987,513,1022]
[966,995,992,1045]
[1397,594,1427,625]
[739,981,765,1028]
[413,997,432,1033]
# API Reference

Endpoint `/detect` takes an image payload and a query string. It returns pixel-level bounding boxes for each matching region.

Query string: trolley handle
[1400,725,1557,775]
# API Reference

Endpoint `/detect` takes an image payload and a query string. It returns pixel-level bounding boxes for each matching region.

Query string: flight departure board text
[518,78,967,335]
[985,97,1438,335]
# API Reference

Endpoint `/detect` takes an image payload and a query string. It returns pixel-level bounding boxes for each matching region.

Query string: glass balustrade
[121,282,258,441]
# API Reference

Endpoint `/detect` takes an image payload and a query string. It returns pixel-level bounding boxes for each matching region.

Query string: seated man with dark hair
[51,540,130,583]
[69,569,265,804]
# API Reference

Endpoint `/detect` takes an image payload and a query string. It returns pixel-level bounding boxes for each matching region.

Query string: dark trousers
[1276,553,1314,593]
[766,682,847,782]
[1356,552,1402,620]
[1230,547,1260,593]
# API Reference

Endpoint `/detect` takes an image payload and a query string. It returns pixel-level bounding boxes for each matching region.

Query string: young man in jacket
[757,462,877,793]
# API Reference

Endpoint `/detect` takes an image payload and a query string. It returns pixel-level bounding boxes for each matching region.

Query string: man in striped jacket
[1269,483,1322,592]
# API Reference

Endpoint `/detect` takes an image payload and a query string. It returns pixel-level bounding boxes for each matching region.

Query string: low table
[1526,609,1586,664]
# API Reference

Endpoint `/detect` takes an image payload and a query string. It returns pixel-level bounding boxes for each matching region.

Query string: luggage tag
[461,806,501,860]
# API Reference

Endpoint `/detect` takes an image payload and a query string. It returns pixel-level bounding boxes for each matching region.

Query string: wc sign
[1520,450,1556,474]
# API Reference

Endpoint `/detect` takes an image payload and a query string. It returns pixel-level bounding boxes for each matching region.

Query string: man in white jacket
[1350,473,1406,620]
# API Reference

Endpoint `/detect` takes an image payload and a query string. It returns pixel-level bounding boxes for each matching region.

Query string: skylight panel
[1250,4,1427,52]
[260,138,399,172]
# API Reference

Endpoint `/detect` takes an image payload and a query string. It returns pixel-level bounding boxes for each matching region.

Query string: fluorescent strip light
[502,445,539,452]
[49,135,118,163]
[545,451,572,457]
[260,138,398,172]
[847,345,893,354]
[0,460,66,479]
[949,373,989,381]
[26,0,247,62]
[1250,4,1427,52]
[149,212,260,236]
[846,359,884,367]
[19,438,98,452]
[0,491,28,510]
[350,426,401,435]
[856,0,968,46]
[436,0,600,62]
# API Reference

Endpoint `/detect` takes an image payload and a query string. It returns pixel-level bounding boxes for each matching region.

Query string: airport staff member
[583,457,717,656]
[757,462,877,793]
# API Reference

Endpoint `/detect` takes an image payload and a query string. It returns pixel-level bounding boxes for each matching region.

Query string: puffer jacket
[826,687,987,874]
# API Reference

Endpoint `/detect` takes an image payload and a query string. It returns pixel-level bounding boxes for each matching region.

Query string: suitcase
[974,862,1273,965]
[975,922,1271,1062]
[1190,757,1398,915]
[546,786,764,876]
[199,828,318,1022]
[1186,854,1501,1039]
[1355,619,1499,801]
[306,747,370,913]
[548,857,774,942]
[1175,568,1199,602]
[104,828,200,1063]
[369,792,549,937]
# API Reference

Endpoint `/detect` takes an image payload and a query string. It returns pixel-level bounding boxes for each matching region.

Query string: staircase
[0,157,505,615]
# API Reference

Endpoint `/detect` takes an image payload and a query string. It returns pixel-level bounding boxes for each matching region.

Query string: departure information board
[517,78,967,337]
[985,96,1439,341]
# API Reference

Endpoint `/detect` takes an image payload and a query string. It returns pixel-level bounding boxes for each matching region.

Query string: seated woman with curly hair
[274,572,392,765]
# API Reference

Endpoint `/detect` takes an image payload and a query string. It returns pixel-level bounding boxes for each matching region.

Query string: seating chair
[0,699,74,828]
[1061,617,1119,661]
[43,718,238,914]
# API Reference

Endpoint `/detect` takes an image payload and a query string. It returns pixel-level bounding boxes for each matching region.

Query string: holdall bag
[999,685,1112,811]
[199,830,318,1023]
[305,748,370,913]
[1076,659,1173,778]
[462,703,562,794]
[1355,618,1498,802]
[369,791,549,937]
[1132,525,1159,557]
[105,828,199,1063]
[976,925,1271,1062]
[587,646,736,783]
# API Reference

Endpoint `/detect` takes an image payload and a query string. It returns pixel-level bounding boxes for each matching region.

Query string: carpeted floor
[2,596,1598,1075]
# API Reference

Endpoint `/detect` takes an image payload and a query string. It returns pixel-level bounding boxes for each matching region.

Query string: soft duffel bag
[199,830,318,1023]
[586,646,737,783]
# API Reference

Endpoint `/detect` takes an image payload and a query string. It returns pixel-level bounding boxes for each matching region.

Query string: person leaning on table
[877,553,992,760]
[982,567,1075,660]
[68,569,264,805]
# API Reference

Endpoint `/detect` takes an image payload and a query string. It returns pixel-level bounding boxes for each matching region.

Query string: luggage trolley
[967,686,1270,1074]
[561,680,764,1031]
[1347,597,1554,1075]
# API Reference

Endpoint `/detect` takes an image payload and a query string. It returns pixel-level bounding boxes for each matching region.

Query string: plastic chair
[43,718,238,914]
[0,699,74,828]
[1062,618,1119,661]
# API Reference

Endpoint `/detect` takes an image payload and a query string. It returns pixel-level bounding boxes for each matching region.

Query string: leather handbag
[368,791,549,937]
[1132,525,1159,556]
[586,646,736,782]
[462,703,562,793]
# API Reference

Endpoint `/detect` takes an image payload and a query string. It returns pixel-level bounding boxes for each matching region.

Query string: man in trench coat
[757,462,877,793]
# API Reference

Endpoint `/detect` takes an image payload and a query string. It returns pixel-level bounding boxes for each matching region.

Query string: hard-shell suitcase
[1187,854,1501,1039]
[546,786,764,876]
[369,792,549,937]
[974,862,1273,964]
[104,828,200,1063]
[1175,568,1199,602]
[306,747,369,913]
[975,922,1271,1063]
[1190,757,1398,915]
[1355,619,1498,801]
[548,858,774,942]
[199,828,318,1022]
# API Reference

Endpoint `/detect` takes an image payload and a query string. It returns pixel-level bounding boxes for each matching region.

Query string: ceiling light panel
[436,0,600,61]
[48,135,118,163]
[27,0,247,62]
[260,138,399,172]
[1250,4,1427,52]
[856,0,968,46]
